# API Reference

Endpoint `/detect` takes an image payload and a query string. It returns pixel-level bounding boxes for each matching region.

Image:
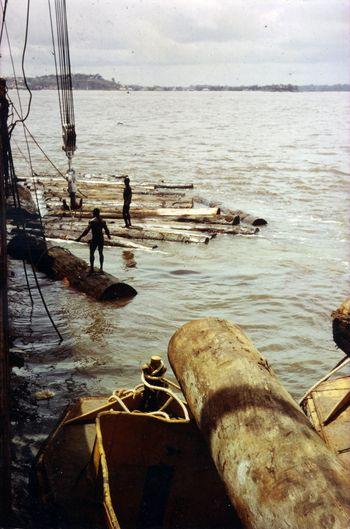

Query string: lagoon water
[9,90,350,523]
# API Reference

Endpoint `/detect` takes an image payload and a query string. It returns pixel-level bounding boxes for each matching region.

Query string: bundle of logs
[19,174,267,249]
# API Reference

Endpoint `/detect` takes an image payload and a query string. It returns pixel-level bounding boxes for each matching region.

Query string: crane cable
[48,0,76,170]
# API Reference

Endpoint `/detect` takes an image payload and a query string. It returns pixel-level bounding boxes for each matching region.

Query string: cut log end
[332,298,350,356]
[252,218,268,226]
[100,282,137,301]
[7,234,137,302]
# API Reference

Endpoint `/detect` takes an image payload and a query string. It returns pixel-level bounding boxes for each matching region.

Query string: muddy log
[332,299,350,356]
[194,196,267,226]
[168,318,350,529]
[7,234,137,301]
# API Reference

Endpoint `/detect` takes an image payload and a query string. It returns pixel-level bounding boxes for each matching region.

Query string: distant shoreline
[5,74,350,92]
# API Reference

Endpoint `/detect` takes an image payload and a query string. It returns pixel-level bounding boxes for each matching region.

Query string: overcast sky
[1,0,349,85]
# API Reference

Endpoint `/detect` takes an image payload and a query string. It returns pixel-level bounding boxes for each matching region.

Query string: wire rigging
[48,0,76,170]
[1,2,63,341]
[0,0,8,47]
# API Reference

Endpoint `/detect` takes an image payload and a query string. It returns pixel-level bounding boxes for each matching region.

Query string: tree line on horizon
[5,73,350,92]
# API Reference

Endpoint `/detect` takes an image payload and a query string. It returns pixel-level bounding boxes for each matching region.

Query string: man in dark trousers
[123,176,132,228]
[76,208,111,274]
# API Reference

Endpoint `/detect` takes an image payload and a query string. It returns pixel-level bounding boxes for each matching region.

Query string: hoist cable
[0,0,8,46]
[2,6,63,340]
[48,0,76,159]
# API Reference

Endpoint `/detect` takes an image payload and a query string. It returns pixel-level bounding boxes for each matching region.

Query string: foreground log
[7,234,137,301]
[332,298,350,356]
[168,318,350,529]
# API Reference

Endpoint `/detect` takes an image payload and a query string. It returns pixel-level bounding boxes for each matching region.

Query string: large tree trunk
[45,206,220,220]
[194,196,267,226]
[42,224,212,245]
[332,298,350,356]
[168,318,350,529]
[45,199,194,210]
[7,234,137,301]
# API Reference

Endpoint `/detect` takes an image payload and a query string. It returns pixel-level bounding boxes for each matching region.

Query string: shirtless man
[123,176,132,228]
[76,208,111,273]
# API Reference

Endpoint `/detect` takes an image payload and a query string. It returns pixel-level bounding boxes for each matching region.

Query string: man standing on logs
[76,208,111,274]
[123,176,132,228]
[66,169,77,210]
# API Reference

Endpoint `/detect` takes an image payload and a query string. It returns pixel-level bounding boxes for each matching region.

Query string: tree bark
[194,196,267,226]
[7,234,137,301]
[332,299,350,356]
[168,318,350,529]
[45,207,220,219]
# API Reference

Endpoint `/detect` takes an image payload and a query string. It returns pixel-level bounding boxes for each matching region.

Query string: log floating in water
[154,183,194,190]
[142,221,258,236]
[168,318,350,529]
[332,299,350,356]
[45,199,194,210]
[41,222,213,245]
[194,195,267,226]
[45,207,220,220]
[7,234,137,301]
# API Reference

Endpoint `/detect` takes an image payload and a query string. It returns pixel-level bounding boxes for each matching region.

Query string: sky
[1,0,350,86]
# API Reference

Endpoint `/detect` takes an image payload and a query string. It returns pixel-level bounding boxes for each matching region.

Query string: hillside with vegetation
[5,74,350,92]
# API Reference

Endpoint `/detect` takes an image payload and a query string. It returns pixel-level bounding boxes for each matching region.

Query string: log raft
[168,318,350,529]
[7,234,137,301]
[20,175,266,247]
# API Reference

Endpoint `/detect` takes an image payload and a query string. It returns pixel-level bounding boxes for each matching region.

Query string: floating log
[168,318,350,529]
[154,183,194,190]
[45,207,220,220]
[142,221,258,236]
[41,222,212,245]
[332,299,350,356]
[26,176,195,191]
[43,189,186,200]
[7,234,137,301]
[194,196,267,226]
[10,227,157,252]
[45,199,194,210]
